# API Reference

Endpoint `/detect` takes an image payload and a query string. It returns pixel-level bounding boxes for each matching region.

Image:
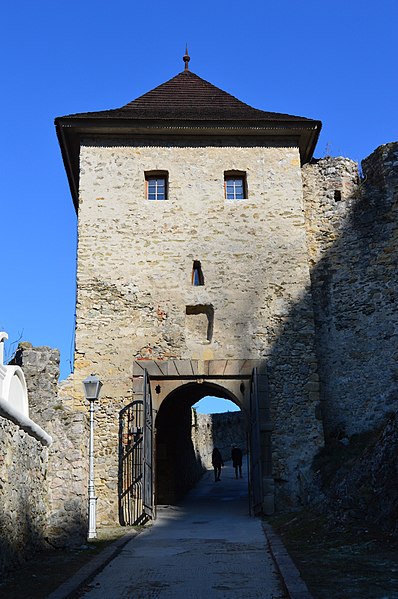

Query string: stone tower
[56,56,324,524]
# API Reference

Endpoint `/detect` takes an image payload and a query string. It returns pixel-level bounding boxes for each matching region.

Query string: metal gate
[143,369,154,519]
[249,367,263,515]
[118,369,154,525]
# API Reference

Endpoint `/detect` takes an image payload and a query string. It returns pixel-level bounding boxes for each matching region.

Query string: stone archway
[155,382,245,504]
[128,359,274,520]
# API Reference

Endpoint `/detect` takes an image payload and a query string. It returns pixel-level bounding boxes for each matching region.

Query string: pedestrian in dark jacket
[231,445,243,479]
[212,447,223,482]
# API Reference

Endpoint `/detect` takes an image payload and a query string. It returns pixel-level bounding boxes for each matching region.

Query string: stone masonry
[0,415,49,576]
[12,345,88,547]
[3,139,395,554]
[54,63,398,526]
[67,139,324,522]
[302,142,398,439]
[3,61,398,575]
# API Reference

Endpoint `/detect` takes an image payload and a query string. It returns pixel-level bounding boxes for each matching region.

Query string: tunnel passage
[155,383,245,505]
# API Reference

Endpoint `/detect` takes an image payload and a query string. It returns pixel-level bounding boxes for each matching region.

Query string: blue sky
[1,1,397,412]
[193,397,238,414]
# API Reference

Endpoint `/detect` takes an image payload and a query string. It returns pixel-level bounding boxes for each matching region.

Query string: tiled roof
[56,67,322,211]
[60,70,312,123]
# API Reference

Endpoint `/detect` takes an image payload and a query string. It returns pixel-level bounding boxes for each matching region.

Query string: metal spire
[183,45,190,71]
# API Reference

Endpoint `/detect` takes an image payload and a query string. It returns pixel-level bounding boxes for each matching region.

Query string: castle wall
[302,142,398,438]
[13,345,88,547]
[72,138,324,520]
[0,344,89,575]
[0,415,49,576]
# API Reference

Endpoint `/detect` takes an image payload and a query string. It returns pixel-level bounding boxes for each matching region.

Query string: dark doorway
[155,383,246,505]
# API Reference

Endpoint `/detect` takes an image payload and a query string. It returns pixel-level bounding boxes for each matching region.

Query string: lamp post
[83,374,103,539]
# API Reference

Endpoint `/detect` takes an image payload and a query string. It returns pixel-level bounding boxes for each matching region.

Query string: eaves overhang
[55,116,322,213]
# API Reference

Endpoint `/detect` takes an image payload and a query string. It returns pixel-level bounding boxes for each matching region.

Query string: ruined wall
[302,142,398,439]
[71,138,324,519]
[0,416,49,576]
[12,345,88,546]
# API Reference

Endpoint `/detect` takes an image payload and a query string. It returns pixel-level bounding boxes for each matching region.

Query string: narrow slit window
[192,261,204,286]
[224,171,247,200]
[334,190,342,202]
[145,171,168,200]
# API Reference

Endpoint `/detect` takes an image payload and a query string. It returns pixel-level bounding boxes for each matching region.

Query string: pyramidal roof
[55,61,321,211]
[61,69,313,123]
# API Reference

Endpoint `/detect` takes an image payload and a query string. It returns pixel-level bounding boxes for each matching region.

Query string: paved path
[78,464,286,598]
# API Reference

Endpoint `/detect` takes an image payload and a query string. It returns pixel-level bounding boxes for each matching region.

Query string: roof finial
[183,44,190,71]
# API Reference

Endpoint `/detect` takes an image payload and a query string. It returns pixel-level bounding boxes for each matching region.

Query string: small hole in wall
[334,190,342,202]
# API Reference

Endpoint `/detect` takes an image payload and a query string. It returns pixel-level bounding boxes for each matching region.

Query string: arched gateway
[56,54,324,526]
[119,360,273,524]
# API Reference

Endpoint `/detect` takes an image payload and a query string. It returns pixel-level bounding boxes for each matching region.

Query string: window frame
[145,171,169,201]
[224,171,247,200]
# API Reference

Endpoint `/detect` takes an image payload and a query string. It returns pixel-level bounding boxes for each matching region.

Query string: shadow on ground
[270,508,398,599]
[0,527,138,599]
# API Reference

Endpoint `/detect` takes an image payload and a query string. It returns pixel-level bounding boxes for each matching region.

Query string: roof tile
[61,70,312,122]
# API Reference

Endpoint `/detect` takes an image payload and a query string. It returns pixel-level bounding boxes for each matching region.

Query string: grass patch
[269,509,398,599]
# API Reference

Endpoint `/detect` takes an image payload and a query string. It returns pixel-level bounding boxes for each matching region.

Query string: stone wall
[302,142,398,439]
[328,411,398,536]
[192,410,247,468]
[11,345,88,547]
[0,415,49,576]
[71,138,324,520]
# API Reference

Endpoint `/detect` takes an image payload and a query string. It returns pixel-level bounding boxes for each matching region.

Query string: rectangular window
[224,172,247,200]
[145,171,168,200]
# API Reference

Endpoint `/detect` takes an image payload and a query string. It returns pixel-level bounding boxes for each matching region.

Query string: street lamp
[83,374,103,539]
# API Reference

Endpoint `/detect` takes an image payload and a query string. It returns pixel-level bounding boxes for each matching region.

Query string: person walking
[211,447,224,482]
[231,445,243,479]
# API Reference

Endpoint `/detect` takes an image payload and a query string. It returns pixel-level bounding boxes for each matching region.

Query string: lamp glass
[83,375,102,401]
